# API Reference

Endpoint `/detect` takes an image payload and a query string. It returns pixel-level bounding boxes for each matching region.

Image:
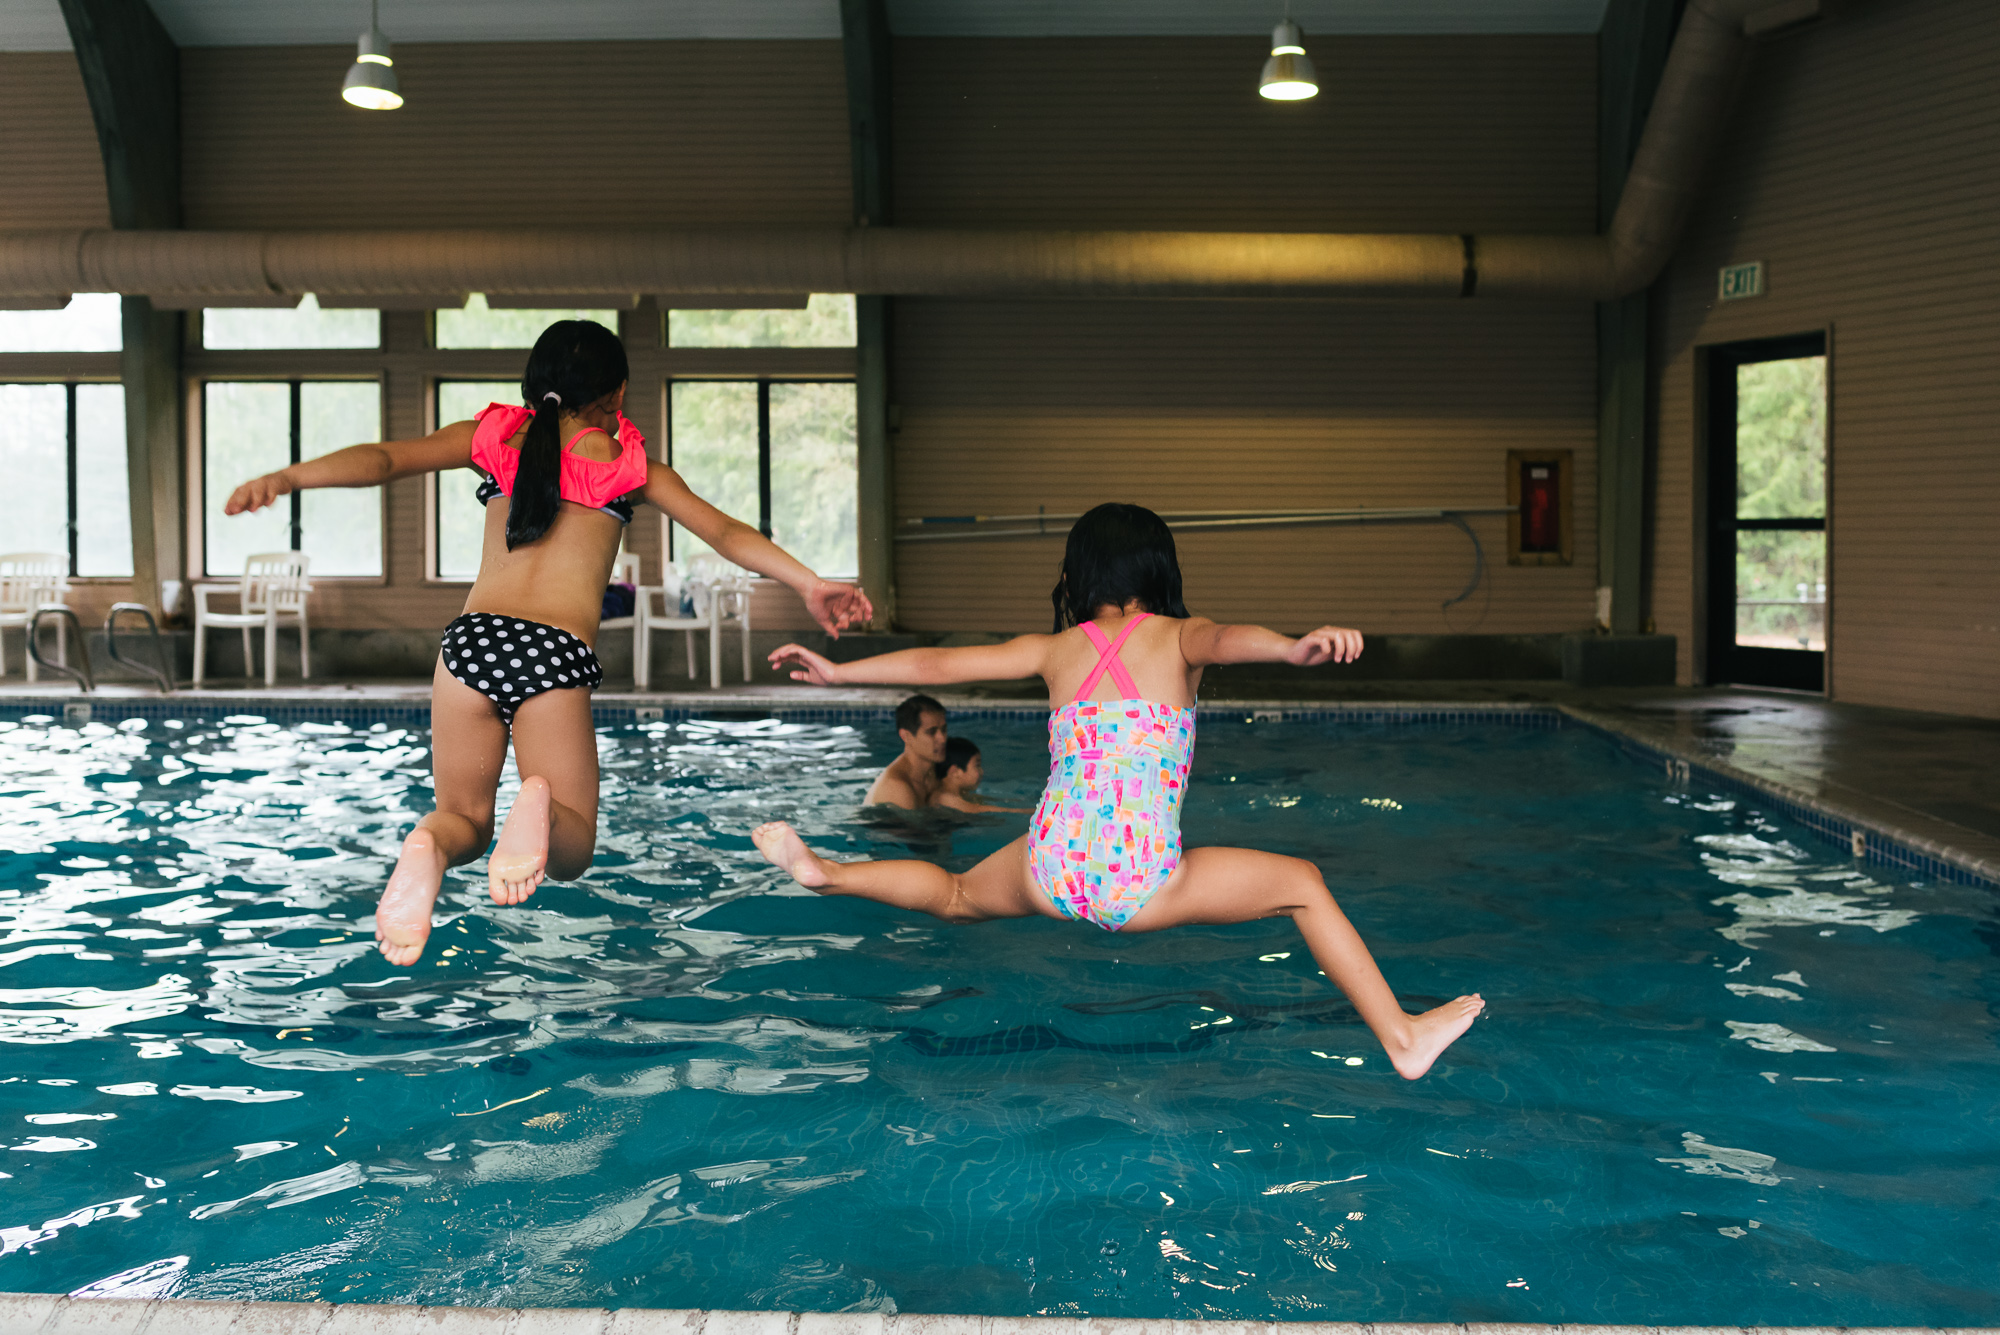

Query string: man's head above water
[895,693,948,766]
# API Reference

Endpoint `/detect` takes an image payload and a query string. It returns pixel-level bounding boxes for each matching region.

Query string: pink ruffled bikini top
[468,403,649,523]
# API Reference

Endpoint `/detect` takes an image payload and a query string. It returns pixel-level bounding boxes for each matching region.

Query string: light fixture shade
[341,16,402,110]
[343,57,402,109]
[1259,20,1319,100]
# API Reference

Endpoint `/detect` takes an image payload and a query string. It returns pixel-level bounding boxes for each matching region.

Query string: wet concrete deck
[0,1295,1976,1335]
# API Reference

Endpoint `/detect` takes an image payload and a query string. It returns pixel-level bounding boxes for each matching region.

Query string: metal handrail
[105,602,175,694]
[27,606,93,692]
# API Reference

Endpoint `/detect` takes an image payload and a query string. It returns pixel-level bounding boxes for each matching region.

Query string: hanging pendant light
[1258,20,1319,101]
[341,0,403,110]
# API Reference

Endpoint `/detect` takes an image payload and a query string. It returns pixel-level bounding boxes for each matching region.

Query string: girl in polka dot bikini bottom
[221,319,872,965]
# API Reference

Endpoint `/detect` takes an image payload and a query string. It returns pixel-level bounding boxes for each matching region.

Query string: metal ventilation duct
[0,0,1801,306]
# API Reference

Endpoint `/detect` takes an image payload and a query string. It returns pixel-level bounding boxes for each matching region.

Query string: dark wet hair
[895,693,945,734]
[1051,502,1189,632]
[935,736,980,779]
[507,319,629,549]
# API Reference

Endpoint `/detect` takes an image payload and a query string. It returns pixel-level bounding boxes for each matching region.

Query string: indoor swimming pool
[0,708,1994,1324]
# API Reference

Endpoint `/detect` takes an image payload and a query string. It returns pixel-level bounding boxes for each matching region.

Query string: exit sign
[1718,261,1765,301]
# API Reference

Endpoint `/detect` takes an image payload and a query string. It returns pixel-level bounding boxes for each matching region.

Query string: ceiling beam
[59,0,185,620]
[58,0,180,229]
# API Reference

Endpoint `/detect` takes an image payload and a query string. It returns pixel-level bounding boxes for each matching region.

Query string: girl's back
[1041,609,1201,709]
[463,419,625,640]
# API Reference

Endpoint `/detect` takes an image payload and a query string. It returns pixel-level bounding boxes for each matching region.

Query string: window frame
[1701,330,1831,692]
[664,375,859,578]
[425,376,523,584]
[0,376,129,580]
[190,373,391,583]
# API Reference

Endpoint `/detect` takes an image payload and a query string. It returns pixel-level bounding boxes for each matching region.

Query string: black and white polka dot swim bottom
[439,613,603,722]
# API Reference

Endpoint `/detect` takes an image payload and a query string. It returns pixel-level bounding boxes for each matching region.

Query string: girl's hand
[224,470,295,516]
[805,580,874,638]
[768,643,844,686]
[1287,625,1364,665]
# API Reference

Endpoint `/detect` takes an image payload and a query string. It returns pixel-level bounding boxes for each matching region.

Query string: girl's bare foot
[488,776,552,905]
[752,821,833,889]
[1386,994,1485,1080]
[377,828,446,965]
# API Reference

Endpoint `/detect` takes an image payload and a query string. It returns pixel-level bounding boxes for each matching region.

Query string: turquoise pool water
[0,709,1994,1323]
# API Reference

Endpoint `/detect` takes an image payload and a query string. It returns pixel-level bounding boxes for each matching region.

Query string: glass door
[1705,333,1827,690]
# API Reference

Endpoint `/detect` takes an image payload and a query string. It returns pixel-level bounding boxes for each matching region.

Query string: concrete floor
[4,674,1996,883]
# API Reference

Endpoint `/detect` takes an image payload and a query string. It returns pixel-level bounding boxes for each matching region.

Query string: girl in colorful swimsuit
[222,320,871,965]
[751,502,1481,1080]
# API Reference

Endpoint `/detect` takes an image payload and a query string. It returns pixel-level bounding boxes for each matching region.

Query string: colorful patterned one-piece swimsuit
[1027,613,1197,930]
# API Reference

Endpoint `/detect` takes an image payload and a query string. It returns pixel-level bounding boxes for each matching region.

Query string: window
[433,380,518,579]
[668,380,856,577]
[667,294,856,348]
[203,381,384,577]
[203,295,380,350]
[436,295,621,350]
[0,294,122,352]
[0,383,130,576]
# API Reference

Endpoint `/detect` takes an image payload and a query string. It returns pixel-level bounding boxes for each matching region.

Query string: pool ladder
[26,603,177,696]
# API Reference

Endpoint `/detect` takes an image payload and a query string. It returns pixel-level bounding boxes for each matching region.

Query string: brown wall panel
[894,35,1597,232]
[180,41,852,229]
[1650,0,2000,719]
[0,53,113,229]
[888,33,1602,639]
[892,298,1598,633]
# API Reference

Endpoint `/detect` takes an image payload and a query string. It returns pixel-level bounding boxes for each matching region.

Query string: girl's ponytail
[507,318,630,550]
[506,390,565,549]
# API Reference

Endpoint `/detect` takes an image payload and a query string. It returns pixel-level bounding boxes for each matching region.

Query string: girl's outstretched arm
[641,460,872,636]
[224,420,477,516]
[1179,617,1364,667]
[769,635,1054,688]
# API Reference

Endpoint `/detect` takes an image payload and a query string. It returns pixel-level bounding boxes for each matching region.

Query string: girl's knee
[1289,856,1329,889]
[547,840,595,883]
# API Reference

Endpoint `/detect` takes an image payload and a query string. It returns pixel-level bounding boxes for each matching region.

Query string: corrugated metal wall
[0,53,112,228]
[890,35,1602,632]
[1650,0,2000,719]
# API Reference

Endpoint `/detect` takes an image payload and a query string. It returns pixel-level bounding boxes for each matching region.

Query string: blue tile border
[6,692,1987,891]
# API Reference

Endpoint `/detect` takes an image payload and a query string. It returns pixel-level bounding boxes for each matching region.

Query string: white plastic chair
[696,556,755,688]
[598,550,643,681]
[0,552,70,681]
[634,560,715,689]
[194,552,312,687]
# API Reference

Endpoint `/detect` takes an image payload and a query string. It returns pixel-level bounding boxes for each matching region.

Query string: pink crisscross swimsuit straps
[1027,613,1197,930]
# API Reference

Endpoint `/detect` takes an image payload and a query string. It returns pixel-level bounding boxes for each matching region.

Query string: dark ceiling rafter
[56,0,186,619]
[56,0,180,230]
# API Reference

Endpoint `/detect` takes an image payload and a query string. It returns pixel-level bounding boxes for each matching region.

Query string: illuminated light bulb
[341,0,403,110]
[1259,20,1319,101]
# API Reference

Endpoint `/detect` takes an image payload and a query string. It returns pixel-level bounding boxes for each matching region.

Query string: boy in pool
[751,502,1482,1080]
[930,738,1032,814]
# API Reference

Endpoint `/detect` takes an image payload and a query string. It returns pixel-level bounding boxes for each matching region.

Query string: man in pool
[866,694,948,808]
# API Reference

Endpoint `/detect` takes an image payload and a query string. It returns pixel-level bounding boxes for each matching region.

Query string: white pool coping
[0,1298,1978,1335]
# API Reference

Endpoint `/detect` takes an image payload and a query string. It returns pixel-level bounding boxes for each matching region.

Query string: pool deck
[5,676,1996,885]
[0,1296,1979,1335]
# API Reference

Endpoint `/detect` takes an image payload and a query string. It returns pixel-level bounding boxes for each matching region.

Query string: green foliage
[1730,356,1827,649]
[668,295,857,349]
[436,295,621,350]
[668,380,857,578]
[1735,356,1824,519]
